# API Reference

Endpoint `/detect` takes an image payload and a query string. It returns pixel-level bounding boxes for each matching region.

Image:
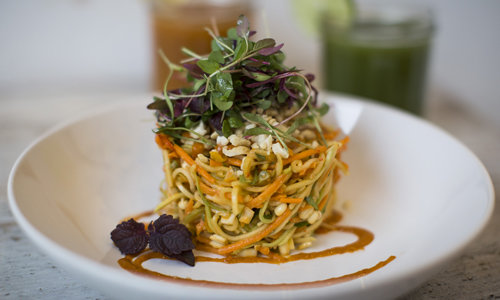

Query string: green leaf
[211,92,233,111]
[193,78,206,91]
[286,116,314,134]
[294,221,309,227]
[197,60,219,74]
[242,112,267,125]
[251,72,272,81]
[211,39,222,51]
[234,38,248,61]
[244,127,271,136]
[277,89,288,103]
[208,50,225,64]
[184,117,196,129]
[305,196,319,210]
[257,99,272,109]
[209,72,234,111]
[211,37,233,53]
[317,103,330,116]
[227,27,238,39]
[222,119,231,137]
[214,72,233,97]
[286,76,307,97]
[227,110,244,128]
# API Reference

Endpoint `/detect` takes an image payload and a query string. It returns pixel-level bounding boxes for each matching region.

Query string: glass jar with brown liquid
[151,0,252,90]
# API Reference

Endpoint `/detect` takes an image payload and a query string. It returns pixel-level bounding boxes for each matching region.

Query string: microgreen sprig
[147,15,329,145]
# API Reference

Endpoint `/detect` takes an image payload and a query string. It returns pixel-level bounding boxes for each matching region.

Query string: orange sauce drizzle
[116,210,396,288]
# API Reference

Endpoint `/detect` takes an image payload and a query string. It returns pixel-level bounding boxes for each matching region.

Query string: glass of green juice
[322,2,434,115]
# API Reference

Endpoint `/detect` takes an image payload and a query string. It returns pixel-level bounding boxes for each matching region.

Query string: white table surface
[1,90,499,299]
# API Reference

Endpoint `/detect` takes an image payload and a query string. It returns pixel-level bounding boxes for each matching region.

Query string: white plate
[8,93,494,300]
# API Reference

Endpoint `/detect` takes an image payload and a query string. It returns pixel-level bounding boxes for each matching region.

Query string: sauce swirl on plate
[117,210,395,288]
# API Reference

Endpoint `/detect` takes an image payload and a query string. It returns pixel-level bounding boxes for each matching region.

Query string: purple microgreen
[305,73,315,82]
[245,71,296,88]
[182,63,204,79]
[236,15,250,37]
[280,78,299,99]
[208,111,223,132]
[246,57,271,66]
[258,43,284,56]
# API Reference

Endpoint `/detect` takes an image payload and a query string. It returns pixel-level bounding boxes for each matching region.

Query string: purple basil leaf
[110,219,148,255]
[170,251,195,267]
[258,43,284,56]
[148,215,194,257]
[149,228,194,256]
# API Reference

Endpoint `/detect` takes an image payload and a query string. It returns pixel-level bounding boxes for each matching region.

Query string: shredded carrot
[323,129,340,140]
[318,194,330,211]
[256,245,270,255]
[200,182,217,195]
[279,197,303,204]
[209,159,223,167]
[195,234,211,245]
[196,220,206,236]
[173,144,216,184]
[270,194,303,204]
[218,209,292,255]
[155,133,174,150]
[246,173,289,208]
[339,136,350,151]
[282,146,327,165]
[299,204,313,212]
[185,198,194,215]
[226,157,242,167]
[168,151,178,159]
[191,142,205,158]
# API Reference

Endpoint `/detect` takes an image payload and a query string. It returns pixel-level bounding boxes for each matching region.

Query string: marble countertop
[1,91,499,299]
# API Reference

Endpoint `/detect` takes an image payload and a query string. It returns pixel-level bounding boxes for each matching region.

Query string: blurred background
[1,0,499,125]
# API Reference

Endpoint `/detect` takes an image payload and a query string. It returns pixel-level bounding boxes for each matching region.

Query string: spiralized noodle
[154,125,348,257]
